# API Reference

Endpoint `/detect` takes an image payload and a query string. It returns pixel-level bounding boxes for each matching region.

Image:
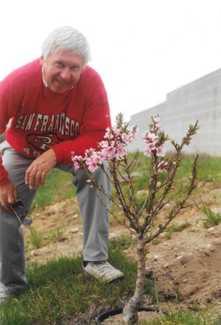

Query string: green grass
[1,237,220,325]
[29,226,44,248]
[198,205,221,228]
[1,245,220,325]
[31,169,75,210]
[195,155,221,183]
[130,153,221,183]
[110,234,136,250]
[119,153,221,206]
[46,226,66,241]
[164,221,191,239]
[0,246,143,325]
[25,226,66,252]
[140,309,220,325]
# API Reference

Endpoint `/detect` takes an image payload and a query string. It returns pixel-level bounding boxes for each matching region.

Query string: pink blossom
[85,152,102,165]
[148,132,157,141]
[87,163,99,172]
[158,161,168,172]
[154,117,160,123]
[83,150,103,172]
[117,143,127,158]
[142,131,157,144]
[72,155,84,171]
[156,145,165,157]
[84,148,94,158]
[106,146,117,159]
[72,155,83,162]
[99,140,109,149]
[104,127,113,139]
[112,127,121,137]
[147,142,156,151]
[100,146,117,160]
[73,161,81,170]
[143,148,152,157]
[122,133,131,145]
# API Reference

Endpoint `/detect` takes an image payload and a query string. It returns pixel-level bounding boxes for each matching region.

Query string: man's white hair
[41,26,91,64]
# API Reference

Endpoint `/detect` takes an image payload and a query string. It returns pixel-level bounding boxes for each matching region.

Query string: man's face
[40,50,85,94]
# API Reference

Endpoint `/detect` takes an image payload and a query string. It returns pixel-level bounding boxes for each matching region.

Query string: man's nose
[60,68,71,81]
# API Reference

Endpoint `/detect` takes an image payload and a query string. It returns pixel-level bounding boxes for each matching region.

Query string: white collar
[42,69,48,87]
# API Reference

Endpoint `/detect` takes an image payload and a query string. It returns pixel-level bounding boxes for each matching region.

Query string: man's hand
[25,149,57,189]
[0,181,17,212]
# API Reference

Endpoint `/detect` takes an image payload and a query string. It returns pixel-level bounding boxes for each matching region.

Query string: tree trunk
[122,237,146,324]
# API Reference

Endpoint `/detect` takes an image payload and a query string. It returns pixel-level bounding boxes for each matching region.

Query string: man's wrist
[49,149,57,165]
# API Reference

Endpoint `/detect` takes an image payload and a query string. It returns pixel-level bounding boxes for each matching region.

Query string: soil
[23,181,221,323]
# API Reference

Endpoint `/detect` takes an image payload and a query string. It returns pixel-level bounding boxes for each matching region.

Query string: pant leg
[57,162,111,262]
[0,141,36,292]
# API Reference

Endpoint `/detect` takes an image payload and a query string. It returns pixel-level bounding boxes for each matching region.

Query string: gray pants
[0,141,111,293]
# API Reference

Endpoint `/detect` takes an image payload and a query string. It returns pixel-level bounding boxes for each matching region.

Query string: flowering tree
[72,114,199,325]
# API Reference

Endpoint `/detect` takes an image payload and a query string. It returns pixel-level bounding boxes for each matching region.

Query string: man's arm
[0,149,57,212]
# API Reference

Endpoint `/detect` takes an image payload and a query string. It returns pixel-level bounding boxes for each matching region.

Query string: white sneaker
[0,283,12,304]
[83,261,124,283]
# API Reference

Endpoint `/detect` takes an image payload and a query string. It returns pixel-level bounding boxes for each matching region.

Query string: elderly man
[0,26,123,303]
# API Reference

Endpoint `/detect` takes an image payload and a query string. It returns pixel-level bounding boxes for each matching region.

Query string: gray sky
[1,0,221,121]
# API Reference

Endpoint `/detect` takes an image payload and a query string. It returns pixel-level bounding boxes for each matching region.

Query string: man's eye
[71,65,79,70]
[56,62,64,67]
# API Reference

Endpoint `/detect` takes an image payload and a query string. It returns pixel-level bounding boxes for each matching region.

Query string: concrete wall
[128,68,221,156]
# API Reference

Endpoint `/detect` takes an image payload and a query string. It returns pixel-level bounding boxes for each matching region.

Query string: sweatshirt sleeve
[0,156,9,186]
[0,80,16,185]
[52,71,112,163]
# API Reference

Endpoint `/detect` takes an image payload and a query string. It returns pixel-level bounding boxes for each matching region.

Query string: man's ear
[40,55,44,66]
[81,64,86,74]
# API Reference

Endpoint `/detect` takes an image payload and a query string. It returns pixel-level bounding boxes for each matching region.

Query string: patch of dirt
[23,184,221,318]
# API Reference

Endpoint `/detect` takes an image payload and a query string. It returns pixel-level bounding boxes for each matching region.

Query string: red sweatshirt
[0,58,111,185]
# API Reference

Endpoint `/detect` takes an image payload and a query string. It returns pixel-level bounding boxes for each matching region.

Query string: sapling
[72,114,199,325]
